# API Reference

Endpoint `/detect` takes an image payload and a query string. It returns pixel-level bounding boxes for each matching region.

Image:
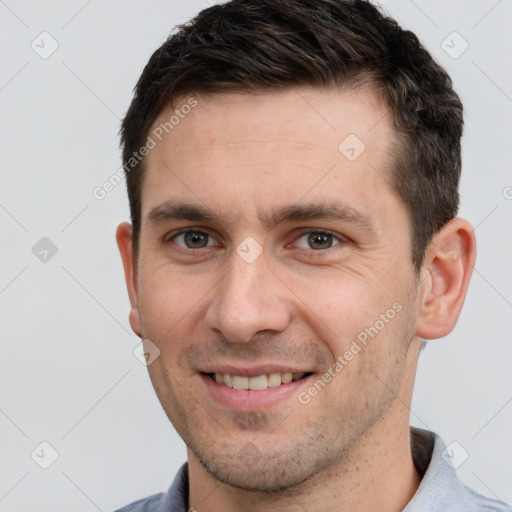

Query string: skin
[117,87,476,512]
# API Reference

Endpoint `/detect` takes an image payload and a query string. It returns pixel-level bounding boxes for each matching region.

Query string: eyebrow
[266,203,376,233]
[147,200,376,234]
[148,202,219,224]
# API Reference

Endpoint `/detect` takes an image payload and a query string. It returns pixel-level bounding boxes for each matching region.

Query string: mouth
[203,371,314,390]
[199,365,317,410]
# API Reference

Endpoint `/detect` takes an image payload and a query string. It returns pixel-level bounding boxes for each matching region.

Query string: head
[117,0,475,495]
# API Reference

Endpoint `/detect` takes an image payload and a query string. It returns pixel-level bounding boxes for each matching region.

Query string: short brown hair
[120,0,463,271]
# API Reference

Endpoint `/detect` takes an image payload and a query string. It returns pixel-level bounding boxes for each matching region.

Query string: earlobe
[414,218,476,340]
[116,222,142,337]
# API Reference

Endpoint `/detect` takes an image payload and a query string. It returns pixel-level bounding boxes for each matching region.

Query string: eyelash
[166,228,347,251]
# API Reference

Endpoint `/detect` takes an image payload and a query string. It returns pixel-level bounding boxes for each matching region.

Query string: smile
[208,372,312,390]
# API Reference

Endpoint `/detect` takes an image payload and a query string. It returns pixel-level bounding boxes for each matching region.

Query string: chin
[192,442,330,493]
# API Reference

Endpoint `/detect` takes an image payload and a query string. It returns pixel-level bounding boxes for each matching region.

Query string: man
[114,1,509,510]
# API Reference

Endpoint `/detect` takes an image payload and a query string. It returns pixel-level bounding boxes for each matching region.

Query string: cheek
[137,265,208,340]
[289,266,401,347]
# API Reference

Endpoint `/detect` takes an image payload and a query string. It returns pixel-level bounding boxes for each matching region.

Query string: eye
[171,230,218,249]
[294,230,343,250]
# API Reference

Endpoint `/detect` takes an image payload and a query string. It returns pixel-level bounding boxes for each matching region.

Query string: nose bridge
[205,246,289,342]
[227,253,267,306]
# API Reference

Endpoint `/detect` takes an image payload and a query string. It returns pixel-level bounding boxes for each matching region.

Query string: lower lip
[200,373,312,410]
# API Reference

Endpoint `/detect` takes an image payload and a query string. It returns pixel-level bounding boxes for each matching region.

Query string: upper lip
[199,364,313,377]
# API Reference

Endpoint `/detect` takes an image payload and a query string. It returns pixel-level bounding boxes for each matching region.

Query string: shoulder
[407,428,511,512]
[456,485,511,512]
[113,492,165,512]
[114,463,189,512]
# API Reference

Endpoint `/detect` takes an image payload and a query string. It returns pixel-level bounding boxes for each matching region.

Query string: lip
[200,372,315,410]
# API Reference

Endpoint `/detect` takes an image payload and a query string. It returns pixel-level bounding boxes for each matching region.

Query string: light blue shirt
[115,428,510,511]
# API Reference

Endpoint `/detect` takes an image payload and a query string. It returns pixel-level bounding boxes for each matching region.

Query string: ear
[116,222,142,337]
[414,218,476,340]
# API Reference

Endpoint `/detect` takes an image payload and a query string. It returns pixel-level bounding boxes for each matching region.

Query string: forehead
[142,87,399,226]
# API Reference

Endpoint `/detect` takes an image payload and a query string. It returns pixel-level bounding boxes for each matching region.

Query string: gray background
[1,0,511,510]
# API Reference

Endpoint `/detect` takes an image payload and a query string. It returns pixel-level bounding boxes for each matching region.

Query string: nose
[204,246,292,343]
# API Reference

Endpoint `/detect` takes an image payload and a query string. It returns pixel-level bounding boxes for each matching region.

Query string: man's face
[125,88,423,491]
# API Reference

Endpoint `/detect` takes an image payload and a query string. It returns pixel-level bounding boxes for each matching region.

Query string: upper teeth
[214,372,306,390]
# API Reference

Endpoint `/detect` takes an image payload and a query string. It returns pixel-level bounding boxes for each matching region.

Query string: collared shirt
[115,428,510,511]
